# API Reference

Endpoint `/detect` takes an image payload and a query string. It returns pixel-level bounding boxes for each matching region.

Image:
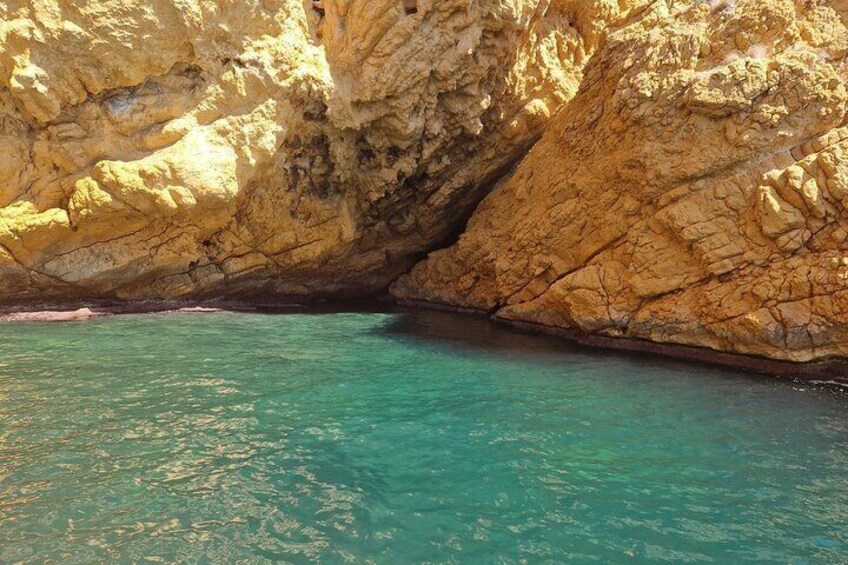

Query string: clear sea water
[0,309,846,564]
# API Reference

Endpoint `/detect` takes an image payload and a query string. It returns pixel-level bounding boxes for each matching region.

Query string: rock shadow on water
[372,307,848,395]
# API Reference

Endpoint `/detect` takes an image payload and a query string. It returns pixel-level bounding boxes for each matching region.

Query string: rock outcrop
[0,0,646,302]
[393,0,848,363]
[4,0,848,366]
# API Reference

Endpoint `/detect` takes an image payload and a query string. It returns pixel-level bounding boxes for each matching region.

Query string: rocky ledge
[2,0,848,371]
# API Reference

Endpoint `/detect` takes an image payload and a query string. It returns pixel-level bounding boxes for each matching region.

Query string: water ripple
[0,310,846,563]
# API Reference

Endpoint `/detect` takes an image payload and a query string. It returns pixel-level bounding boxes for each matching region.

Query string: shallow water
[0,309,846,563]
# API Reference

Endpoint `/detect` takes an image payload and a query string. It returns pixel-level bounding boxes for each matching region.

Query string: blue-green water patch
[0,310,846,563]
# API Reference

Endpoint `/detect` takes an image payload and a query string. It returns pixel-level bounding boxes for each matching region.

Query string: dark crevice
[400,144,533,270]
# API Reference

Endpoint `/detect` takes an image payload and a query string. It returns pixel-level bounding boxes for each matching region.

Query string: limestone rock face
[0,0,645,302]
[393,0,848,363]
[6,0,848,366]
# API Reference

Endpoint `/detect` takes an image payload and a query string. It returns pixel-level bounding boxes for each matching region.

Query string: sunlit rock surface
[4,0,848,365]
[393,0,848,363]
[0,0,645,302]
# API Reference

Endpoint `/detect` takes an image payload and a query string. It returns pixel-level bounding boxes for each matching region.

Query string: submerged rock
[0,307,101,322]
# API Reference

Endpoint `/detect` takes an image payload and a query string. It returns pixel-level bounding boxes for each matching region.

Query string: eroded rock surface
[394,0,848,363]
[5,0,848,365]
[0,0,645,302]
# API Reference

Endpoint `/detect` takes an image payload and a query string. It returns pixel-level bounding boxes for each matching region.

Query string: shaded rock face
[0,0,646,302]
[394,0,848,363]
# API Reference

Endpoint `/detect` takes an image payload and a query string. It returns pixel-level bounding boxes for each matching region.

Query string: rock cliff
[393,0,848,364]
[0,0,645,302]
[2,0,848,366]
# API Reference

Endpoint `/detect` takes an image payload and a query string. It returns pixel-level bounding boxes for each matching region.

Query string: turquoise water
[0,310,846,564]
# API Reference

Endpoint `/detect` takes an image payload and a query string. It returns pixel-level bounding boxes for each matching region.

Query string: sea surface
[0,309,846,563]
